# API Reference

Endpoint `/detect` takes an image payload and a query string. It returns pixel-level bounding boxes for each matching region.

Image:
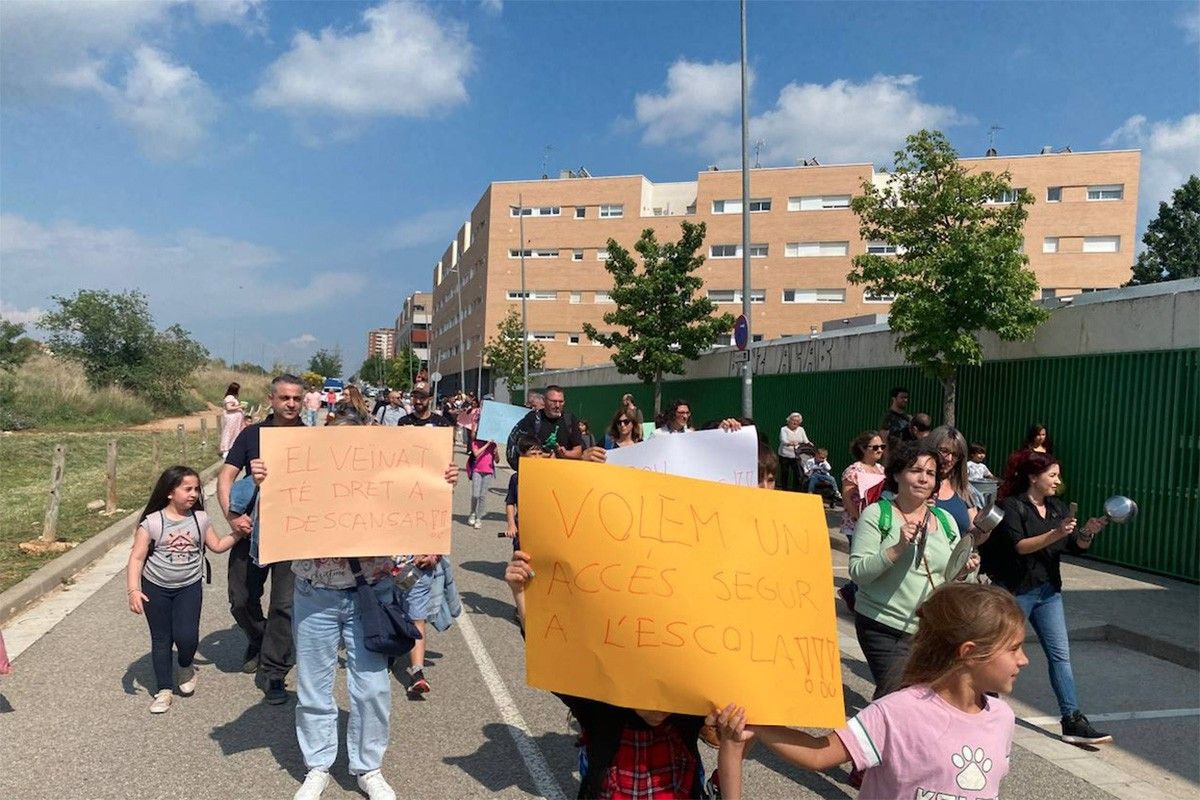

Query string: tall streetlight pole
[518,193,529,399]
[454,263,466,393]
[738,0,754,418]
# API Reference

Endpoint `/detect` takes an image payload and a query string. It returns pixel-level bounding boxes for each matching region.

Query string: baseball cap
[411,382,431,398]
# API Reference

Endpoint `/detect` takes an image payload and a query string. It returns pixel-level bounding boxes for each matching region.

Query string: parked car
[322,378,344,404]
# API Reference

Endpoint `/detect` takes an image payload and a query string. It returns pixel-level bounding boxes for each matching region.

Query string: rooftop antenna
[541,145,553,179]
[753,139,766,168]
[987,124,1003,156]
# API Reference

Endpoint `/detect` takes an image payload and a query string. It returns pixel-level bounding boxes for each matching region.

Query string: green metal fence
[560,348,1200,581]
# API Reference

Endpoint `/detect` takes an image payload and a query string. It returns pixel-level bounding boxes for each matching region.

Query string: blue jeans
[1015,583,1079,717]
[303,409,319,427]
[293,576,393,774]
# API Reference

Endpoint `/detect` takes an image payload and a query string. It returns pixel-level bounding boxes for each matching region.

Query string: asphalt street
[0,454,1190,799]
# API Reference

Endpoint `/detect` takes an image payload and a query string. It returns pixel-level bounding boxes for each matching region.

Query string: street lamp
[739,0,754,418]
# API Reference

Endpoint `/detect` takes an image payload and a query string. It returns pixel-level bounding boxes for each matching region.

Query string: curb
[0,460,224,627]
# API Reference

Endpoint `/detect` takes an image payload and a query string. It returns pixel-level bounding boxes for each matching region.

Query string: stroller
[795,443,842,507]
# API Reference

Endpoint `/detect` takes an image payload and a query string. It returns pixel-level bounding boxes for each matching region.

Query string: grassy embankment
[0,357,271,591]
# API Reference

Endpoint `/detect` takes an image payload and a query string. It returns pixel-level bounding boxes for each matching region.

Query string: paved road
[0,455,1193,799]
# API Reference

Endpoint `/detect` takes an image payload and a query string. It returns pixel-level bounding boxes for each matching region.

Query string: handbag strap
[347,557,369,588]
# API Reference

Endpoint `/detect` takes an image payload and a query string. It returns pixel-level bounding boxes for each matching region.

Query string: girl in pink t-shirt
[714,583,1029,800]
[466,434,497,530]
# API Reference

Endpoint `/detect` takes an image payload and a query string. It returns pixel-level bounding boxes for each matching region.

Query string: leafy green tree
[583,222,734,415]
[849,129,1048,425]
[0,320,38,371]
[483,307,545,397]
[1126,175,1200,286]
[358,346,420,390]
[308,348,342,379]
[40,289,209,410]
[301,370,325,389]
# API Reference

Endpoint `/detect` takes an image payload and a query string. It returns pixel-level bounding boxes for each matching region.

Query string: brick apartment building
[365,327,395,361]
[393,292,431,366]
[428,149,1139,392]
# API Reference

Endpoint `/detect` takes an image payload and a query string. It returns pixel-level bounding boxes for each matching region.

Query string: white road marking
[455,611,568,800]
[1021,708,1200,726]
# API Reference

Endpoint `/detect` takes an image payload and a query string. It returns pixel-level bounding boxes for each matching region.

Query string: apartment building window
[509,249,559,259]
[710,243,767,258]
[987,189,1024,204]
[1041,288,1057,300]
[528,332,556,342]
[575,206,586,219]
[568,334,581,345]
[864,290,897,303]
[1043,237,1059,254]
[599,204,624,218]
[572,250,583,261]
[569,291,581,304]
[506,290,558,301]
[597,249,610,261]
[788,195,851,211]
[1088,185,1124,201]
[712,198,771,213]
[510,206,561,217]
[707,289,765,304]
[781,288,845,304]
[594,291,615,304]
[866,241,900,255]
[1082,235,1120,253]
[786,241,850,257]
[1046,186,1062,202]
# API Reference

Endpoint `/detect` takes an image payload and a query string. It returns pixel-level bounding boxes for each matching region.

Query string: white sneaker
[467,512,477,526]
[474,517,482,529]
[293,769,331,800]
[177,664,198,696]
[149,690,173,714]
[356,769,396,800]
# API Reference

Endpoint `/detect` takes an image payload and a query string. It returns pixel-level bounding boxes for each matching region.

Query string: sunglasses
[617,419,632,425]
[867,444,887,451]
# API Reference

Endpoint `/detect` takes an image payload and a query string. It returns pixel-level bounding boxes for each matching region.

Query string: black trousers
[226,537,294,678]
[142,577,202,693]
[854,612,913,700]
[779,456,802,491]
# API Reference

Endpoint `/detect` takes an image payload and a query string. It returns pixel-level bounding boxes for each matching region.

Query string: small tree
[0,320,38,372]
[308,348,342,379]
[583,222,734,415]
[1126,175,1200,286]
[300,370,324,389]
[385,345,420,391]
[483,308,545,397]
[849,129,1049,425]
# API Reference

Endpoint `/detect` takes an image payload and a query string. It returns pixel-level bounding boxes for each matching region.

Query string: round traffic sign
[733,315,749,351]
[430,371,443,382]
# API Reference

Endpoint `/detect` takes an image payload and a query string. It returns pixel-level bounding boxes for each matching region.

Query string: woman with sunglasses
[837,431,889,611]
[604,408,644,449]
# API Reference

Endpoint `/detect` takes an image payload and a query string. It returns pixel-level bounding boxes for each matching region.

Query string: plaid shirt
[598,723,698,799]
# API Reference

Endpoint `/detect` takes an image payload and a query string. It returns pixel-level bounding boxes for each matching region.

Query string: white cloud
[254,1,474,119]
[1105,114,1200,232]
[383,208,466,250]
[0,304,47,326]
[479,0,503,16]
[0,214,368,325]
[0,0,168,99]
[288,333,319,348]
[97,46,221,161]
[192,0,268,35]
[633,62,968,167]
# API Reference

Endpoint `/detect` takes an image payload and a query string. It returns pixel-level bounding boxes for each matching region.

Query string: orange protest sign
[519,458,845,727]
[257,426,453,563]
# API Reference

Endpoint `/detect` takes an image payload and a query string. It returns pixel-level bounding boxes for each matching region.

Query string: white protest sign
[605,426,758,486]
[476,400,529,443]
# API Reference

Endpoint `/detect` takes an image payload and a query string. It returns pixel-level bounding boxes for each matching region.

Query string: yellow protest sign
[519,458,845,727]
[258,426,453,563]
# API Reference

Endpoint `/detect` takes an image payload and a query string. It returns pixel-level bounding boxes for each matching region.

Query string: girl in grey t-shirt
[125,466,245,714]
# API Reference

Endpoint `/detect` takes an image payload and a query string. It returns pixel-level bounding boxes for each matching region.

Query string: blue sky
[2,0,1197,370]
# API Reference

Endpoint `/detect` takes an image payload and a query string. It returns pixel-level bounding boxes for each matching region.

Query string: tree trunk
[942,374,957,427]
[653,371,662,417]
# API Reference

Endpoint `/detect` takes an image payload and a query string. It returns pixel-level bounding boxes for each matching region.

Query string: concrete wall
[512,279,1198,396]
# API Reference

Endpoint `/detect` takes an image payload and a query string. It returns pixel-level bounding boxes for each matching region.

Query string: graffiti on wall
[728,338,837,377]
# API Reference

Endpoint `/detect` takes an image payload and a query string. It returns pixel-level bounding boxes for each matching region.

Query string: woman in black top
[979,451,1111,746]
